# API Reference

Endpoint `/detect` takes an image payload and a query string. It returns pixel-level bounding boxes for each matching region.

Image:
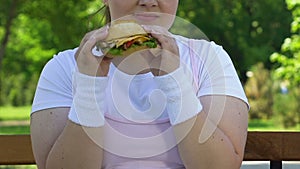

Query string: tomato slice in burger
[124,40,135,49]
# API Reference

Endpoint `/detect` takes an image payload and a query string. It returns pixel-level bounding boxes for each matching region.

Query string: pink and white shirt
[31,35,248,169]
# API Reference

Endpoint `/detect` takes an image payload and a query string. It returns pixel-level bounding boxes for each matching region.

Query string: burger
[97,20,159,58]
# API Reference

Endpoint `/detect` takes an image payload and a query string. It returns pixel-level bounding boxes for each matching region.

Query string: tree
[271,0,300,86]
[178,0,292,82]
[23,0,102,50]
[0,0,102,105]
[270,0,300,128]
[0,0,22,72]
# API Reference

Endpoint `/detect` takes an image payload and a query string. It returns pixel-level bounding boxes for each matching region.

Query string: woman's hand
[143,25,180,76]
[75,25,111,76]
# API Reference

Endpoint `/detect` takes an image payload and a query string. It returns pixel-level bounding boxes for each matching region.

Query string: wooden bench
[0,132,300,169]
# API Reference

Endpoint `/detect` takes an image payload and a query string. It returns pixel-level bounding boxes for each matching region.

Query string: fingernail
[103,24,109,32]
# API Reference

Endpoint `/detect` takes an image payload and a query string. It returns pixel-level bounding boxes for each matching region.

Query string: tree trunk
[0,0,19,72]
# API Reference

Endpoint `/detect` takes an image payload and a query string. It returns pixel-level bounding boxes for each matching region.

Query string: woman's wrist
[68,71,108,127]
[154,67,202,125]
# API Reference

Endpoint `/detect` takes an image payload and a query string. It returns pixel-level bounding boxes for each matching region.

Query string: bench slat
[0,135,35,165]
[244,132,300,161]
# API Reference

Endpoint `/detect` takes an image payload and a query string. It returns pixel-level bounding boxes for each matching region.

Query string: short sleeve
[31,49,77,114]
[192,40,249,107]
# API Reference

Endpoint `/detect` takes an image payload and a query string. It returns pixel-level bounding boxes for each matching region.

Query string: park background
[0,0,299,168]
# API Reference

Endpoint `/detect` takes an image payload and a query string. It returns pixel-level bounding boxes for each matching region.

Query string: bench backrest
[0,132,300,166]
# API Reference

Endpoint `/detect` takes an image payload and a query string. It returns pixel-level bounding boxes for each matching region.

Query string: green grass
[0,165,36,169]
[0,125,30,134]
[0,106,31,121]
[248,118,300,131]
[0,106,31,134]
[0,106,299,134]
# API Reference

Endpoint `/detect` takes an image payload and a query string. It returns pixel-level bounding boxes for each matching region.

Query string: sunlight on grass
[248,118,300,131]
[0,165,36,169]
[0,106,31,134]
[0,106,31,121]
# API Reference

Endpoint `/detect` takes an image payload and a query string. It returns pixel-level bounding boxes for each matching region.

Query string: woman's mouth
[134,12,160,22]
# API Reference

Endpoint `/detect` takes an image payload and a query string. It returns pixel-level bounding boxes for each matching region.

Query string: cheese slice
[115,35,150,48]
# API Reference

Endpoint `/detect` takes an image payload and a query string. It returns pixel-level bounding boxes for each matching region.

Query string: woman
[30,0,249,168]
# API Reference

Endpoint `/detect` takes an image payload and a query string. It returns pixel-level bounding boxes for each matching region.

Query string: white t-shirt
[31,35,248,168]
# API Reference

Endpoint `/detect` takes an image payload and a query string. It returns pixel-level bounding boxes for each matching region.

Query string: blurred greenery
[178,0,292,81]
[244,62,300,129]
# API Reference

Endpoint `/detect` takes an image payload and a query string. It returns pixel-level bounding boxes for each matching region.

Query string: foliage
[245,62,299,128]
[178,0,292,81]
[22,0,102,50]
[0,0,101,106]
[268,0,300,127]
[272,88,299,128]
[244,63,274,119]
[270,0,300,86]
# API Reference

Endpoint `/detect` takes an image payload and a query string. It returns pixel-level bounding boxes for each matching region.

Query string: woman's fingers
[77,25,110,58]
[143,25,180,76]
[143,25,179,55]
[75,25,111,76]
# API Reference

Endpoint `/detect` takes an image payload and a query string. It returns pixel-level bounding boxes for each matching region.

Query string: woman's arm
[30,108,104,169]
[174,95,248,169]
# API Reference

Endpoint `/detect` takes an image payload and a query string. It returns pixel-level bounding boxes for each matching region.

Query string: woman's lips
[134,13,159,22]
